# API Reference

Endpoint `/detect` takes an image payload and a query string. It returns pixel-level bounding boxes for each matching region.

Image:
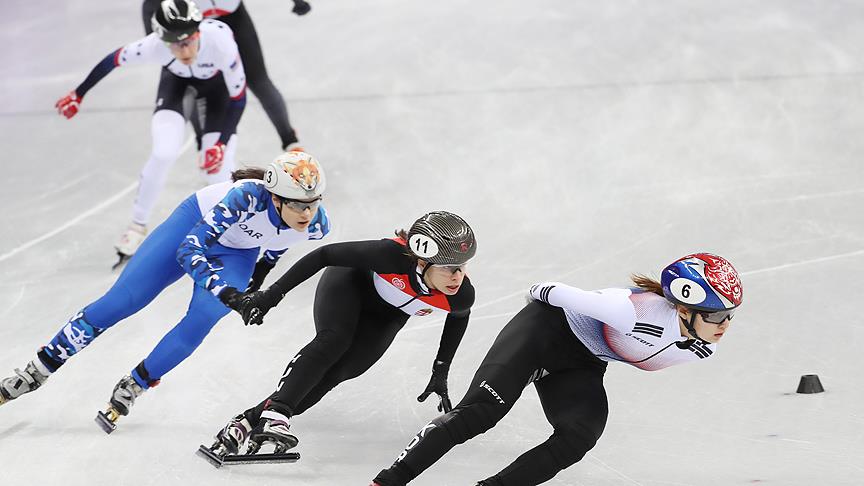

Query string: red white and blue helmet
[661,253,743,313]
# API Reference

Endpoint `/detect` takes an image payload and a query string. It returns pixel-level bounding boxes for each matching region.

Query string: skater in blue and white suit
[0,151,330,430]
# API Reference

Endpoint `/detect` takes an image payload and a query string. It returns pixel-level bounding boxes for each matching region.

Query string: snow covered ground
[1,0,862,484]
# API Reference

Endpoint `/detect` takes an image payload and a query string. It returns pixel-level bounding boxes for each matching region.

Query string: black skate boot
[197,411,300,467]
[0,359,52,405]
[95,375,145,434]
[247,407,298,455]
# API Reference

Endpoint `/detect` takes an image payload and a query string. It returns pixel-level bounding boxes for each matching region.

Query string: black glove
[247,259,276,293]
[218,287,246,312]
[417,360,452,412]
[238,290,278,326]
[292,0,311,15]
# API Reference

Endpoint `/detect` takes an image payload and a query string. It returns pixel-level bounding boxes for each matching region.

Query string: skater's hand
[239,290,276,325]
[292,0,311,15]
[55,90,82,119]
[200,142,226,175]
[417,360,452,413]
[219,287,246,312]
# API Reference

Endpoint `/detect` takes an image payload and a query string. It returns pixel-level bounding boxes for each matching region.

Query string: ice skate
[112,223,147,270]
[197,413,300,468]
[246,409,299,455]
[0,359,52,405]
[95,375,145,434]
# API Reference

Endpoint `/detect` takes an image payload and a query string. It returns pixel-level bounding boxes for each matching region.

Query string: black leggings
[143,1,297,149]
[155,68,232,134]
[246,266,409,421]
[375,301,608,486]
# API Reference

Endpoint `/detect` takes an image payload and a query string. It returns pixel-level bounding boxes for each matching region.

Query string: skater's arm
[72,50,122,99]
[266,239,404,299]
[178,182,268,296]
[435,278,475,364]
[529,282,636,332]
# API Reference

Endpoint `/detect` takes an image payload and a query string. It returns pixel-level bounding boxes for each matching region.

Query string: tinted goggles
[279,196,321,213]
[433,263,467,274]
[700,309,735,324]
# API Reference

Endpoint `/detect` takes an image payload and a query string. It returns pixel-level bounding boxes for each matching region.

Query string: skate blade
[95,409,120,434]
[196,444,300,467]
[111,252,131,271]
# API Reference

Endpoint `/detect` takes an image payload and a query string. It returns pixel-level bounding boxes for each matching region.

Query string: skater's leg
[374,303,560,485]
[480,369,608,486]
[131,70,188,227]
[37,197,200,372]
[291,310,407,414]
[132,246,258,387]
[262,266,364,415]
[221,4,297,149]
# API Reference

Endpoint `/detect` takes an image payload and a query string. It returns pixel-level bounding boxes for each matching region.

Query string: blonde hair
[630,274,664,296]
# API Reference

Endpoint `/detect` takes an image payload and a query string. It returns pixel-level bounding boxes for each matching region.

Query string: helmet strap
[681,312,708,344]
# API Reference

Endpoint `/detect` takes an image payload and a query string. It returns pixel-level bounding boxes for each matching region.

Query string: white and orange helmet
[263,151,326,201]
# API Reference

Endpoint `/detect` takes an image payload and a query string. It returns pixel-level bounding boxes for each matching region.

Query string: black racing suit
[244,238,475,421]
[375,301,609,486]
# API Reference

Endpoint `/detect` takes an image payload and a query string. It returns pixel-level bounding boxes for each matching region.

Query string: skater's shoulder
[200,19,237,45]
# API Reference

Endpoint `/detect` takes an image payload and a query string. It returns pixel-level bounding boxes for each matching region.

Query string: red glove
[200,142,226,175]
[55,91,82,119]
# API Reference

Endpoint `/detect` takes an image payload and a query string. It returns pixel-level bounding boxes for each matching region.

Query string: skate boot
[212,413,253,455]
[95,375,145,434]
[247,409,298,454]
[112,223,147,269]
[0,359,52,405]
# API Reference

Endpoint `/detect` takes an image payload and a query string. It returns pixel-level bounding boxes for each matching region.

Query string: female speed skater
[371,253,743,486]
[0,151,331,434]
[55,0,248,264]
[199,211,478,462]
[142,0,311,152]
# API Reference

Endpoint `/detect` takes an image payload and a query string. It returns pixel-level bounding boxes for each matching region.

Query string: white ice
[1,0,862,485]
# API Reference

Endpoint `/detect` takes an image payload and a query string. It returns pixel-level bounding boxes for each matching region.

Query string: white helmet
[263,151,326,200]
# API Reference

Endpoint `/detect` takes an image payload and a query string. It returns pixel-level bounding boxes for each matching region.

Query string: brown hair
[394,229,420,262]
[231,167,266,182]
[630,274,664,296]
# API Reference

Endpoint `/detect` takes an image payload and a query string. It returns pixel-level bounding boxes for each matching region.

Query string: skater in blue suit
[0,151,330,433]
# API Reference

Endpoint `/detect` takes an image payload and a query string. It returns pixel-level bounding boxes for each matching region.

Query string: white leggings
[132,110,237,225]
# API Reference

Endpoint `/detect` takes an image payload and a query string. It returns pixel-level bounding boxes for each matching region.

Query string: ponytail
[630,274,664,296]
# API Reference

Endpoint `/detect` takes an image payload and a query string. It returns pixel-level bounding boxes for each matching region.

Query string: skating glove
[219,287,246,312]
[55,90,82,119]
[247,259,276,293]
[238,290,278,326]
[200,142,226,175]
[417,360,452,412]
[292,0,311,15]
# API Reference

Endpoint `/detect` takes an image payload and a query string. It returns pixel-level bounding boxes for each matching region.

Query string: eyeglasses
[700,309,734,324]
[434,263,467,275]
[279,196,321,213]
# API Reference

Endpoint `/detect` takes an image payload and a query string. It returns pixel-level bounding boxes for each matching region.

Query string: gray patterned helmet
[151,0,202,43]
[407,211,476,265]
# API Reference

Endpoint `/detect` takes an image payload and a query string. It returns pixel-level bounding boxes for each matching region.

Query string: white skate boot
[247,409,299,454]
[0,359,52,405]
[113,223,147,269]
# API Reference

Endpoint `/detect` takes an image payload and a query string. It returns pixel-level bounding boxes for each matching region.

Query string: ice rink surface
[1,0,863,484]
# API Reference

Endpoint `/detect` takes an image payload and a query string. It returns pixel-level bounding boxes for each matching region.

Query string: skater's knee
[548,426,598,467]
[311,328,352,354]
[433,401,503,444]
